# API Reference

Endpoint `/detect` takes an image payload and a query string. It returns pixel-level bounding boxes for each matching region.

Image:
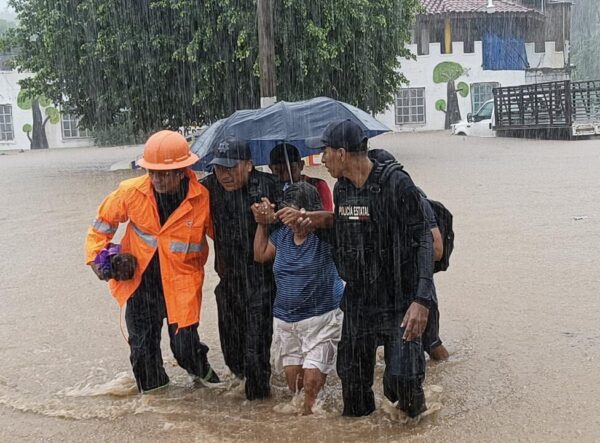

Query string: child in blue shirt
[253,181,343,414]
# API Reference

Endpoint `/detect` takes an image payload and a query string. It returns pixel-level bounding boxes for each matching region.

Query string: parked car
[451,99,495,137]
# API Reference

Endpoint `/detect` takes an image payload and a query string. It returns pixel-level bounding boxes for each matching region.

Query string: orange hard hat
[137,130,199,170]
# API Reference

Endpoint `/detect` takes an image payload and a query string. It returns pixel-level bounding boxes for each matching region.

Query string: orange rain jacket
[85,169,212,328]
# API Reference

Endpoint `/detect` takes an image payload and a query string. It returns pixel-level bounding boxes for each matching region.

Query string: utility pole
[257,0,277,108]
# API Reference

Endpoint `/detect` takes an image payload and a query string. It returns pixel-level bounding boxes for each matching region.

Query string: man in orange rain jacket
[85,130,219,393]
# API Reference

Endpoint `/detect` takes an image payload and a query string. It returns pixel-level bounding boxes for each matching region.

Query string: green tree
[433,61,468,129]
[17,90,60,149]
[272,0,419,115]
[3,0,420,136]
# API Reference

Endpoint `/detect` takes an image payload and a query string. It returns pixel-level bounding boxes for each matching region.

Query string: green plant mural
[433,62,469,129]
[17,90,60,149]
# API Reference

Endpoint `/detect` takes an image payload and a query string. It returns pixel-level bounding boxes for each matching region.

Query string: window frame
[61,113,91,139]
[0,104,14,142]
[471,82,500,114]
[395,87,426,126]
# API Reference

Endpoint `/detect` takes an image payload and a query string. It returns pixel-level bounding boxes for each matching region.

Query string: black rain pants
[125,275,214,393]
[215,277,274,400]
[337,282,427,418]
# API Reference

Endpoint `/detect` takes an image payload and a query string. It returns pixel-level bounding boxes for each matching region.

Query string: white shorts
[273,308,343,375]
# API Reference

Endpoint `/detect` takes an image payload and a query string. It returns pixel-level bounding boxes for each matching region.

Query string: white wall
[377,40,570,132]
[0,71,94,150]
[0,71,33,150]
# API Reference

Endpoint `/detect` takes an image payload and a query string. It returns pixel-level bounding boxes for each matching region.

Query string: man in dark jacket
[201,137,282,400]
[277,120,435,418]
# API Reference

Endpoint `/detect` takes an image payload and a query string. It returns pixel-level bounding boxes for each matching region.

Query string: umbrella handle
[283,146,294,185]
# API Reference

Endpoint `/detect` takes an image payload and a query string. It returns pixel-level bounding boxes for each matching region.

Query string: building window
[61,113,91,139]
[471,82,500,113]
[395,88,426,125]
[0,104,14,141]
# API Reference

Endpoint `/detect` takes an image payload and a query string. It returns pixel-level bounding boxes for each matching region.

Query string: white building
[377,0,573,132]
[0,70,93,150]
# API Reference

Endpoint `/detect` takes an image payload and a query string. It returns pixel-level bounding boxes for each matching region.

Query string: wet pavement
[1,132,599,442]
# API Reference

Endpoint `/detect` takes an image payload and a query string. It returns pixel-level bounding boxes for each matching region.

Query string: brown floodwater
[1,132,599,442]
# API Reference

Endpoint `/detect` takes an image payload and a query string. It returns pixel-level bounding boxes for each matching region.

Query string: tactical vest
[334,161,423,300]
[334,172,390,284]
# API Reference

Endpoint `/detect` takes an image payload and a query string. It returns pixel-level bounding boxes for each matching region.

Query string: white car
[451,99,495,137]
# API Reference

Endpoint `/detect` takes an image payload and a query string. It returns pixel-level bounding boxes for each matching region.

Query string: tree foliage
[434,99,446,112]
[4,0,420,135]
[0,18,15,35]
[433,62,464,84]
[571,0,600,81]
[457,82,469,98]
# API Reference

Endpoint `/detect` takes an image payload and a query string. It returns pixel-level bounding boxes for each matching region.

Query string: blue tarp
[482,32,529,71]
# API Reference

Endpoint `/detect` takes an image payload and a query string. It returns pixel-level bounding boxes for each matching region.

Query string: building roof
[420,0,538,15]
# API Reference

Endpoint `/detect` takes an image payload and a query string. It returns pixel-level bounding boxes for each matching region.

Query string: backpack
[423,197,454,273]
[370,156,455,273]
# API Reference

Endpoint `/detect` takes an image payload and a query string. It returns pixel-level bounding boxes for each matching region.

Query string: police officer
[201,137,282,400]
[278,120,435,417]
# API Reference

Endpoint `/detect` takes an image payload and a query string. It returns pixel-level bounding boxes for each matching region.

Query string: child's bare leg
[284,365,304,392]
[302,368,327,415]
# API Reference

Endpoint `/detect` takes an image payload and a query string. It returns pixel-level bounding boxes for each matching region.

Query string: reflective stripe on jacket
[85,169,213,328]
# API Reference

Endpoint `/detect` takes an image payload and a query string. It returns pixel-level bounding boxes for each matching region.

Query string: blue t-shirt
[270,226,344,322]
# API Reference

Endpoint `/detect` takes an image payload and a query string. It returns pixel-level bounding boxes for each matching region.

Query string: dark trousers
[337,284,427,417]
[215,278,274,400]
[125,283,213,392]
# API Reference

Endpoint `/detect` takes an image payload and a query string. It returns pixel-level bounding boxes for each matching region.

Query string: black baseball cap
[269,143,301,164]
[305,119,367,151]
[207,137,252,167]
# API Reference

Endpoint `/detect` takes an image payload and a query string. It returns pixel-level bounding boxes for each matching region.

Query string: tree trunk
[445,81,462,129]
[31,100,49,149]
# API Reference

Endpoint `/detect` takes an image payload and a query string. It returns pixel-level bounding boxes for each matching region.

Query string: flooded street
[1,132,599,442]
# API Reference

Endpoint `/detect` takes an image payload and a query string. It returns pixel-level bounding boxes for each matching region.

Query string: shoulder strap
[376,160,405,187]
[366,160,404,195]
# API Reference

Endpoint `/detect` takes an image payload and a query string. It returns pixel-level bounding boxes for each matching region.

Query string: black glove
[110,254,137,280]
